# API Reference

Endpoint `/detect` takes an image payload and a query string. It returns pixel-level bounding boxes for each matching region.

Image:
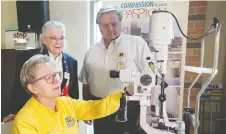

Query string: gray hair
[96,5,123,24]
[41,20,66,36]
[20,54,56,94]
[39,20,68,52]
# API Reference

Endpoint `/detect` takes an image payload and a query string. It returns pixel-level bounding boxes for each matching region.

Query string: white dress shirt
[48,51,63,73]
[79,33,153,98]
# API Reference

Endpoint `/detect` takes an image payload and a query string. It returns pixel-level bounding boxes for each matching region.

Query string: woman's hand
[84,120,92,125]
[125,83,134,95]
[3,114,16,122]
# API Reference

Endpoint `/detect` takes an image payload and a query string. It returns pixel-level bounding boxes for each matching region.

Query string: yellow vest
[12,90,122,134]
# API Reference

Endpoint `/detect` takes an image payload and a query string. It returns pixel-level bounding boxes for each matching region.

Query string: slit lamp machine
[110,10,222,134]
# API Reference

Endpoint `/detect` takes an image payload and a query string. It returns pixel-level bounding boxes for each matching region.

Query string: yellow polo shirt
[12,90,122,134]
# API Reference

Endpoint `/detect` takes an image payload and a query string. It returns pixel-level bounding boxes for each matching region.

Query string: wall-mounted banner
[105,1,168,42]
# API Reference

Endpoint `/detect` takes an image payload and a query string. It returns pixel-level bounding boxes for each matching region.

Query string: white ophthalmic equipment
[110,10,222,134]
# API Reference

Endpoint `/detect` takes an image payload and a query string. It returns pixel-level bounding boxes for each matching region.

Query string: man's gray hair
[20,54,56,94]
[96,5,123,24]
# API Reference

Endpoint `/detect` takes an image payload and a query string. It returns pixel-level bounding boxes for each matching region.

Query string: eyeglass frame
[44,36,67,41]
[31,71,63,84]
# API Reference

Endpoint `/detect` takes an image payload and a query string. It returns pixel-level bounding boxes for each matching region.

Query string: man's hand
[84,120,92,125]
[3,114,16,122]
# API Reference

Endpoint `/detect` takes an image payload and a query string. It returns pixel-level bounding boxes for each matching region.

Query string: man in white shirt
[79,6,153,134]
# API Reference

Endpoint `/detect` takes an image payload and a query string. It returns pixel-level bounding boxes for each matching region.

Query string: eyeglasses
[32,72,63,84]
[100,22,120,29]
[45,36,67,41]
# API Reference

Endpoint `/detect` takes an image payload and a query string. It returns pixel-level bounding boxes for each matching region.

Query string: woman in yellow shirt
[12,54,132,134]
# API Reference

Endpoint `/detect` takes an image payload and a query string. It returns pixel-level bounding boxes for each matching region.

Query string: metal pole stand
[184,19,222,134]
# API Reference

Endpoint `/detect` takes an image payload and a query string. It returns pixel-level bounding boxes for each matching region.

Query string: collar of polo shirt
[100,32,124,49]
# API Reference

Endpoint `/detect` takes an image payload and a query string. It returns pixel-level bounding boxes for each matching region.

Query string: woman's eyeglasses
[32,72,63,84]
[45,36,66,41]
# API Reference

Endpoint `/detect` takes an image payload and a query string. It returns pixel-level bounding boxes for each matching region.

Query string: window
[90,0,103,46]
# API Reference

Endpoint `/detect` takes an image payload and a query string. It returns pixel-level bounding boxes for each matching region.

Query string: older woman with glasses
[12,54,132,134]
[3,21,79,122]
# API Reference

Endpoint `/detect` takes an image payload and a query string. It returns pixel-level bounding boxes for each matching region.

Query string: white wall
[1,1,18,48]
[49,1,91,134]
[49,1,90,79]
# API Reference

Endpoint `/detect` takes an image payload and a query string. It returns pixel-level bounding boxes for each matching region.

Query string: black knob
[159,94,166,102]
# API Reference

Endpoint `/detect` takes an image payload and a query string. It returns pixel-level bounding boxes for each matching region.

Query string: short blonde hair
[20,54,56,94]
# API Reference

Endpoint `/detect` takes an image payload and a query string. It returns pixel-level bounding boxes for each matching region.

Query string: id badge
[116,52,126,70]
[117,62,125,70]
[64,72,70,79]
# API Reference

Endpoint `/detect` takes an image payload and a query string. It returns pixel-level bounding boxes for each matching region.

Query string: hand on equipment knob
[126,83,134,95]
